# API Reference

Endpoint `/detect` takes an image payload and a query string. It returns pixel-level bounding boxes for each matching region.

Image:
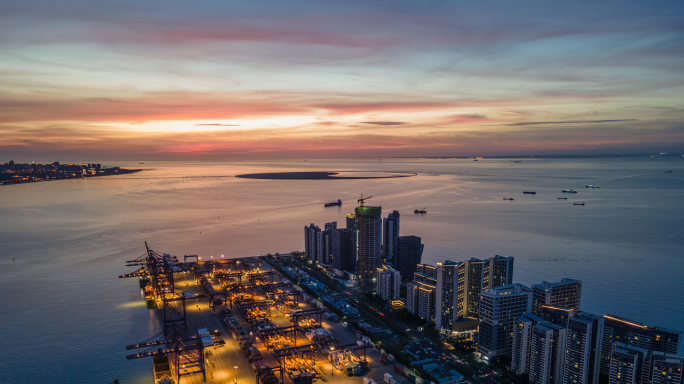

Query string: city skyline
[2,1,684,159]
[2,1,683,383]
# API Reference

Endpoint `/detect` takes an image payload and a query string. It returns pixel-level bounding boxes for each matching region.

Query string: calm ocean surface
[1,158,682,383]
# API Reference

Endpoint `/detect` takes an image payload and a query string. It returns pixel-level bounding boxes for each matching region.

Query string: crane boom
[357,194,373,206]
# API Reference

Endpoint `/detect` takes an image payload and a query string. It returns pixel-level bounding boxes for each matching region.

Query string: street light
[330,347,335,375]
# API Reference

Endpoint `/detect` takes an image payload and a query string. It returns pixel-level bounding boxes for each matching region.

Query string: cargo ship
[562,189,578,193]
[585,185,601,188]
[503,198,514,201]
[574,203,585,206]
[324,199,342,207]
[558,197,567,200]
[523,191,536,194]
[152,355,175,384]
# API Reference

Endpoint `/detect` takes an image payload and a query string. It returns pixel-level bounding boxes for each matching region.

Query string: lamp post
[330,347,335,375]
[234,366,238,384]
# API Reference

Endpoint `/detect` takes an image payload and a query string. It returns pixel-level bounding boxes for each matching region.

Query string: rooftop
[532,278,581,290]
[483,283,531,296]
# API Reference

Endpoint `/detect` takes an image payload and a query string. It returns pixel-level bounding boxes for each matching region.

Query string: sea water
[0,158,682,383]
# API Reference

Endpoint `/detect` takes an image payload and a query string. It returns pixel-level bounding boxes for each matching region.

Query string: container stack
[264,334,295,350]
[282,355,318,382]
[394,364,404,376]
[297,318,319,330]
[304,328,332,342]
[247,346,263,362]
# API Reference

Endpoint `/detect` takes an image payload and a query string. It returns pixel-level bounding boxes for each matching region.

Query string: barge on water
[523,191,536,194]
[324,199,342,207]
[153,355,175,384]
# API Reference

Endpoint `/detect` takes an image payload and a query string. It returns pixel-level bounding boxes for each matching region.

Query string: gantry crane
[125,328,217,383]
[119,243,203,335]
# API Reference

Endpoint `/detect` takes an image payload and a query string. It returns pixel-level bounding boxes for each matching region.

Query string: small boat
[562,189,578,193]
[415,208,427,214]
[324,199,342,207]
[667,170,672,173]
[513,161,522,163]
[473,159,478,161]
[574,203,585,206]
[523,191,536,194]
[139,162,144,164]
[585,185,601,188]
[503,198,514,201]
[558,197,567,200]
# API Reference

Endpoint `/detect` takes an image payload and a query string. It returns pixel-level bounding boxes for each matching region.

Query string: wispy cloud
[1,0,683,158]
[194,123,241,126]
[361,121,407,126]
[503,119,639,127]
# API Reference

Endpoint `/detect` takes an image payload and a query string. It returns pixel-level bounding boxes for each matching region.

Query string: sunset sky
[2,0,683,159]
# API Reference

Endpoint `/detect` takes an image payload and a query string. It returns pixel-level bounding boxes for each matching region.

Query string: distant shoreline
[0,168,144,185]
[235,171,416,180]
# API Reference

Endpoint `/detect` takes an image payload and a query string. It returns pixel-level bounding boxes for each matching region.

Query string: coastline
[0,168,144,185]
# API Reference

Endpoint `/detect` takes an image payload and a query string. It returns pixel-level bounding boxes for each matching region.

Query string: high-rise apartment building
[383,210,400,262]
[332,228,355,274]
[306,222,336,264]
[394,235,423,282]
[406,256,514,333]
[346,213,356,231]
[600,314,681,381]
[608,343,651,384]
[376,265,401,301]
[477,283,533,361]
[490,255,515,288]
[564,313,604,384]
[649,352,683,384]
[461,256,515,319]
[513,313,545,375]
[304,223,320,262]
[354,205,382,288]
[539,305,576,328]
[529,323,567,384]
[532,279,582,315]
[435,261,461,332]
[316,221,336,265]
[406,264,437,322]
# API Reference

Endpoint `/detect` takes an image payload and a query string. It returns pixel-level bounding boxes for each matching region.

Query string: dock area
[122,248,401,384]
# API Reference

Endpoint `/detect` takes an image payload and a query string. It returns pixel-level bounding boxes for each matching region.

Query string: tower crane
[357,194,373,206]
